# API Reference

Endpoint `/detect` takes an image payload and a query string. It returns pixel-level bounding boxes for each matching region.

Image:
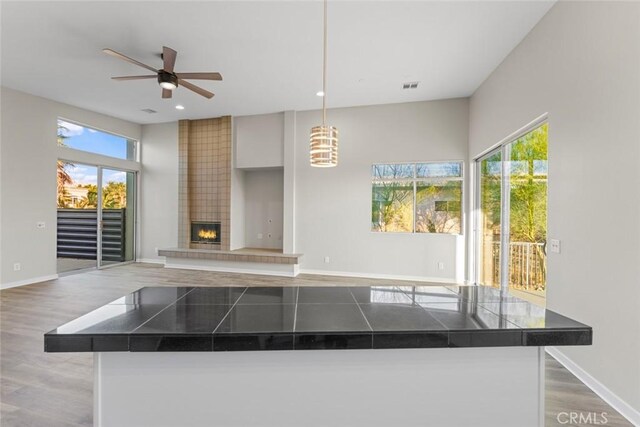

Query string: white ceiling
[1,1,554,124]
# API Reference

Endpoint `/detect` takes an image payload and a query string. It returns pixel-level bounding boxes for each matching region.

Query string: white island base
[94,347,545,427]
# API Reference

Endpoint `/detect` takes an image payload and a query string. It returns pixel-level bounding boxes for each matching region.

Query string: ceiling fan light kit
[103,46,221,99]
[310,0,338,168]
[158,71,178,90]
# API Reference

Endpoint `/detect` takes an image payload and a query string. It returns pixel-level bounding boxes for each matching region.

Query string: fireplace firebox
[190,221,221,244]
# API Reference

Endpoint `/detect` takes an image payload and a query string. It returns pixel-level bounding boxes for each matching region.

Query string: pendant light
[310,0,338,167]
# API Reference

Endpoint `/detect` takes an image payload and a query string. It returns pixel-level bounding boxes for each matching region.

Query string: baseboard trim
[1,274,59,290]
[164,262,299,278]
[300,269,458,284]
[546,347,640,426]
[136,258,165,265]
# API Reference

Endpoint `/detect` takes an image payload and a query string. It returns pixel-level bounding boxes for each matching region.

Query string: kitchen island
[45,285,591,427]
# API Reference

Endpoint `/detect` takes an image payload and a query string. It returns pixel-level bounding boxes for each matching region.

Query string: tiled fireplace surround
[162,115,301,273]
[178,117,231,251]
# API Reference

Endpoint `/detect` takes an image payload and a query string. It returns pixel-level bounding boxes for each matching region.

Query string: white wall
[234,113,284,169]
[294,99,469,280]
[230,167,246,251]
[282,111,297,254]
[0,87,141,286]
[469,2,640,412]
[138,122,179,262]
[244,169,284,250]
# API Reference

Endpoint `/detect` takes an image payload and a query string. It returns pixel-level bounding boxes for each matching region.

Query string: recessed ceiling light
[316,91,325,97]
[175,105,185,110]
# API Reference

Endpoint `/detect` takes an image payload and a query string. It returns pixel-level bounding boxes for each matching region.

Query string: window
[371,162,463,234]
[57,119,137,161]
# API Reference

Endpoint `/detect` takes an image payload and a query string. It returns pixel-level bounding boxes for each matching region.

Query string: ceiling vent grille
[402,82,419,90]
[141,108,157,114]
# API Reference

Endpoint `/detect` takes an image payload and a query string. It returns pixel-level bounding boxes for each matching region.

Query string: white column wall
[138,122,179,262]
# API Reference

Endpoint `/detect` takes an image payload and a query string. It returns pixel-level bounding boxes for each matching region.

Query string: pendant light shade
[310,125,338,167]
[310,0,338,167]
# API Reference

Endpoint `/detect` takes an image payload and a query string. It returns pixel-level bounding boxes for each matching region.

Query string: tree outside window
[371,162,463,234]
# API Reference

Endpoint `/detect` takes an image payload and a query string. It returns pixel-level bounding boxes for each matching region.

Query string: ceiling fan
[103,46,222,99]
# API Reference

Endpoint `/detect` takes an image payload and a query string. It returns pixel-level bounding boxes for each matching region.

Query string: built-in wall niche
[244,169,284,250]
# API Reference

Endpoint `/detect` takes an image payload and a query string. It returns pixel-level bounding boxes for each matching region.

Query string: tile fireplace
[178,116,231,250]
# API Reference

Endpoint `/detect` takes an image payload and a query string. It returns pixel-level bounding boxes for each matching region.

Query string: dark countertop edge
[44,328,593,352]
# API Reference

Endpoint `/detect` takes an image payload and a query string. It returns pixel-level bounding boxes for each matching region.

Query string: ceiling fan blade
[103,48,158,73]
[163,46,177,73]
[111,75,156,81]
[176,72,222,81]
[162,89,173,99]
[178,79,214,99]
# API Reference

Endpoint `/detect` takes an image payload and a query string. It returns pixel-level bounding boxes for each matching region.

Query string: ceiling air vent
[402,81,419,90]
[141,108,157,114]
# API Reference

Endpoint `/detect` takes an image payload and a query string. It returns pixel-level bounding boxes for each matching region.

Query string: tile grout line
[349,289,373,333]
[475,302,524,330]
[393,285,452,345]
[130,287,199,333]
[292,286,299,332]
[211,287,248,334]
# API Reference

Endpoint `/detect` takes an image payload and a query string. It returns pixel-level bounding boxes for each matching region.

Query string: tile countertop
[44,285,592,352]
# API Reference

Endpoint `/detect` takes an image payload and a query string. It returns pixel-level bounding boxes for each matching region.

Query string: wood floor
[0,263,632,426]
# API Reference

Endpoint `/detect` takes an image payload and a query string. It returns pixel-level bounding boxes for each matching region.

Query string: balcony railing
[492,241,546,293]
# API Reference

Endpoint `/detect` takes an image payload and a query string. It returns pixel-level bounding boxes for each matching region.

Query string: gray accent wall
[469,1,640,412]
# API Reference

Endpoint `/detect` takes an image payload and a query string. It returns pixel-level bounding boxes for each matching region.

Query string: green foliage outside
[480,123,548,291]
[57,126,74,208]
[372,182,413,232]
[483,124,548,242]
[508,124,548,243]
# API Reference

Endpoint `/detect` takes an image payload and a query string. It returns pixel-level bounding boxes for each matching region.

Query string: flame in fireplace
[198,229,217,240]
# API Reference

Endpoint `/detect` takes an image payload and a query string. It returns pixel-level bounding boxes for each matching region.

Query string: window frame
[371,160,464,235]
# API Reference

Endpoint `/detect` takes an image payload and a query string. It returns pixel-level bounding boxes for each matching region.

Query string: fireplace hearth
[191,222,221,244]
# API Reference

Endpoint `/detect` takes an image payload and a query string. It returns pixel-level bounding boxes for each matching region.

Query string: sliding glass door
[476,123,548,301]
[99,168,136,267]
[477,150,502,288]
[56,164,136,273]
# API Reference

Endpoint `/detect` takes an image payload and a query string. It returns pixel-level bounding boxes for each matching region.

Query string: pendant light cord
[322,0,327,125]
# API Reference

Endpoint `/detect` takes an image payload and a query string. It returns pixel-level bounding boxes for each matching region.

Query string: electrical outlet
[13,263,21,271]
[324,256,330,263]
[550,239,561,254]
[438,262,445,270]
[36,221,46,229]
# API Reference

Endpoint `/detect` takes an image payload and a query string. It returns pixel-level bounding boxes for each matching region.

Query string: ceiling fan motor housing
[158,70,178,89]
